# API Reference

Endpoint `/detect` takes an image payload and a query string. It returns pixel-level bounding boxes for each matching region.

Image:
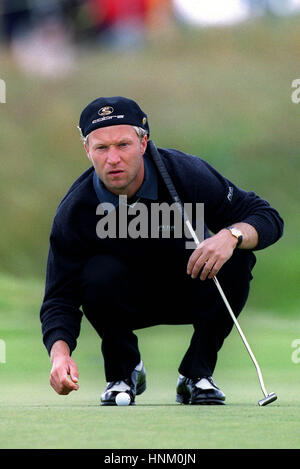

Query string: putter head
[258,392,277,406]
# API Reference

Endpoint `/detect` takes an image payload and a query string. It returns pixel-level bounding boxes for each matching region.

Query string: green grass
[0,274,299,449]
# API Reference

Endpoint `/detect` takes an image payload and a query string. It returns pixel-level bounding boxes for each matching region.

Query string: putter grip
[148,140,184,216]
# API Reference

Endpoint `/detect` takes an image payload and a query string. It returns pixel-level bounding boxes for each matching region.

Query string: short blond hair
[80,125,147,148]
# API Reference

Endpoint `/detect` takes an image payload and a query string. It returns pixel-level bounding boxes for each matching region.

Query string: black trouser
[81,249,256,382]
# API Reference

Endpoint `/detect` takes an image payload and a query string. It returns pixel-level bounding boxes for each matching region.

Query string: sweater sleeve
[160,149,284,251]
[198,159,284,250]
[40,220,85,355]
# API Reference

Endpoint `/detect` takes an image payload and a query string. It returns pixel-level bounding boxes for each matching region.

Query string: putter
[148,140,277,407]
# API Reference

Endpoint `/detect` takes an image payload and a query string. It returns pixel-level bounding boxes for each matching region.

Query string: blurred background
[0,0,299,317]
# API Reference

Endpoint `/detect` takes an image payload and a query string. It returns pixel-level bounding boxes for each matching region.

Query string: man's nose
[107,146,121,165]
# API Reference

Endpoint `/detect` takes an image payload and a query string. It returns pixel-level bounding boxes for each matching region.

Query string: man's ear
[84,143,92,161]
[141,135,148,155]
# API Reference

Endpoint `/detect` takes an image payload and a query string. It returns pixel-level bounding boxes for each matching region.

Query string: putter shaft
[213,276,269,398]
[186,220,275,404]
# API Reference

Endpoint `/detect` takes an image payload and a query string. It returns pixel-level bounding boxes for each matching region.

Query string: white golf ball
[115,392,131,406]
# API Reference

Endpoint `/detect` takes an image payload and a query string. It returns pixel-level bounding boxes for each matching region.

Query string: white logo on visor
[98,106,114,116]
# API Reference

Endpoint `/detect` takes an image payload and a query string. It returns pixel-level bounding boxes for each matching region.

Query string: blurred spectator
[4,0,79,79]
[0,0,86,47]
[85,0,148,49]
[146,0,174,34]
[0,0,32,47]
[10,15,76,79]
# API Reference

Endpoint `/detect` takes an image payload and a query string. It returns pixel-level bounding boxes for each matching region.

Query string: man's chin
[105,181,128,196]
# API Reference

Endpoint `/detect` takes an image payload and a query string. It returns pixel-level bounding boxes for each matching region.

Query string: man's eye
[119,143,128,147]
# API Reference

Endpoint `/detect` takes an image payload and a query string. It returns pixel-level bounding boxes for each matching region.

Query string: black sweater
[40,147,284,355]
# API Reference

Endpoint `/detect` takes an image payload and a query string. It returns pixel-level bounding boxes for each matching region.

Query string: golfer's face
[87,125,147,197]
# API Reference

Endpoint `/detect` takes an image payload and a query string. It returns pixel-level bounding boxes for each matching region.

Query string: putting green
[0,275,299,449]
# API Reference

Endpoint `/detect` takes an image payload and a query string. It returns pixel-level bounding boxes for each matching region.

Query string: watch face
[227,227,242,246]
[231,228,242,237]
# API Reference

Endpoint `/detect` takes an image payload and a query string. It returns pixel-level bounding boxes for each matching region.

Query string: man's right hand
[49,340,79,395]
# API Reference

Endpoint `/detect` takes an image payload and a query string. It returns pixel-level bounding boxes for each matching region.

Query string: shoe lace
[107,380,131,392]
[196,376,219,389]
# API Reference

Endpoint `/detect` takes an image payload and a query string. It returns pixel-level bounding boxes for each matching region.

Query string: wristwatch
[226,226,243,248]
